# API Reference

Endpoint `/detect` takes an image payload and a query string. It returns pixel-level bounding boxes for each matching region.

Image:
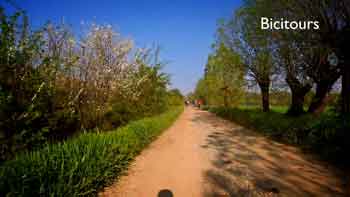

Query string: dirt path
[100,107,347,197]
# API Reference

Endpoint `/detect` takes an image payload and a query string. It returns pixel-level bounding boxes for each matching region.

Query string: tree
[217,0,277,112]
[204,43,244,107]
[339,1,350,114]
[280,0,348,114]
[275,33,313,115]
[193,42,244,108]
[0,8,50,158]
[194,78,208,104]
[237,0,349,115]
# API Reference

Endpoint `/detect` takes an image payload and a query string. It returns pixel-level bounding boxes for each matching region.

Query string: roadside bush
[0,7,180,161]
[0,106,183,196]
[306,113,350,164]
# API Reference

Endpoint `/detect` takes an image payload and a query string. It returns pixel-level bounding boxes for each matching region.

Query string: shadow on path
[158,189,173,197]
[192,110,347,197]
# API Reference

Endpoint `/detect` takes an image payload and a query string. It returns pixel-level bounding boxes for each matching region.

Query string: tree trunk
[288,90,308,115]
[286,74,311,116]
[342,64,350,114]
[259,83,270,112]
[222,86,229,107]
[306,59,341,114]
[223,94,228,107]
[308,82,331,114]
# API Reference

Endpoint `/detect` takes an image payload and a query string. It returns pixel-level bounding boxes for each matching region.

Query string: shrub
[0,106,183,196]
[0,7,180,161]
[306,113,350,163]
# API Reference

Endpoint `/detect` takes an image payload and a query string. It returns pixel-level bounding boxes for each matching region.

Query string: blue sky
[1,0,242,94]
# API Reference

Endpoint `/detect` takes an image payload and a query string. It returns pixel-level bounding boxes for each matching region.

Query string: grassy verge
[209,106,350,166]
[0,106,183,196]
[237,105,289,113]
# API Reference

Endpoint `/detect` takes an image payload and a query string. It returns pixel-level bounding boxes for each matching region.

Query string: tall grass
[0,106,183,196]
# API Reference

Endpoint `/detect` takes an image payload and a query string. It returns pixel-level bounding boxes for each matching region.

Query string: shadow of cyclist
[158,189,173,197]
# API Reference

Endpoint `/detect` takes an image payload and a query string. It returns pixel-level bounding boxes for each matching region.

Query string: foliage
[104,54,172,129]
[166,89,184,106]
[0,8,60,160]
[195,0,349,114]
[194,43,244,107]
[215,0,277,111]
[0,106,183,196]
[0,8,182,161]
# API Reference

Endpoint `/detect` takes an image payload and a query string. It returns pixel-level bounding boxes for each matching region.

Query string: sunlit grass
[0,106,183,196]
[238,105,288,113]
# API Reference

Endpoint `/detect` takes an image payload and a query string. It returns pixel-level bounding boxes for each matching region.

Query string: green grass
[210,106,350,166]
[0,106,183,196]
[237,105,289,113]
